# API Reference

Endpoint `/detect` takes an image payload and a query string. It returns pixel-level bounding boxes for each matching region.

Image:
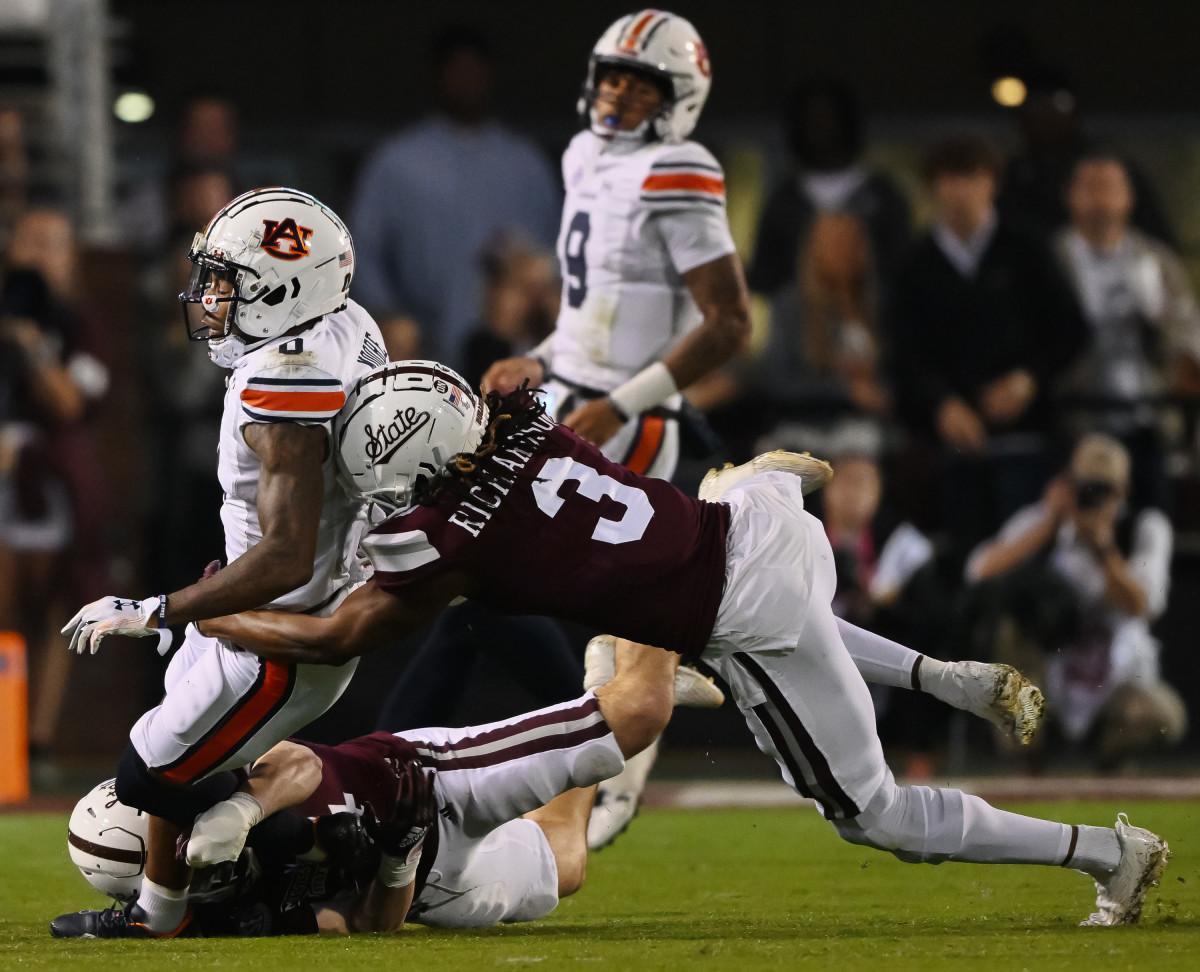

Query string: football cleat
[929,661,1045,746]
[583,634,723,707]
[698,450,834,502]
[49,902,194,939]
[587,739,658,851]
[1080,814,1170,926]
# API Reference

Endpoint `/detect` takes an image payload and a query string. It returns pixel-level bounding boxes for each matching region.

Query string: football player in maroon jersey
[53,638,674,937]
[198,361,1168,927]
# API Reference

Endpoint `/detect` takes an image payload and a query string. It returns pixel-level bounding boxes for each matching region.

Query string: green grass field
[2,801,1198,970]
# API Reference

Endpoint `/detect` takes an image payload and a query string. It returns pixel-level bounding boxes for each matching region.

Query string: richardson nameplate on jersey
[448,413,556,537]
[365,409,431,465]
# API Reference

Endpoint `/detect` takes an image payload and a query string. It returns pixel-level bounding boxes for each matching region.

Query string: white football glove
[61,596,174,656]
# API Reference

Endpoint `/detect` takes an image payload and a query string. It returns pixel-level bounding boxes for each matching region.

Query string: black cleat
[50,902,194,939]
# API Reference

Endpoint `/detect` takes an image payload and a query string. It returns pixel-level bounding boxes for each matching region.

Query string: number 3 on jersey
[564,211,590,309]
[532,456,652,544]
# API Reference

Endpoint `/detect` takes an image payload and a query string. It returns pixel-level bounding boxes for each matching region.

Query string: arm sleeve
[1129,508,1172,620]
[239,364,347,427]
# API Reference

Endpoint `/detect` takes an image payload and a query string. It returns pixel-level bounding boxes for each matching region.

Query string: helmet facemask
[584,58,675,143]
[178,233,272,365]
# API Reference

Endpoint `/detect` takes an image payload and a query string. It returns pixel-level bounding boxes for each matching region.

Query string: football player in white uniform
[55,187,390,938]
[479,9,750,849]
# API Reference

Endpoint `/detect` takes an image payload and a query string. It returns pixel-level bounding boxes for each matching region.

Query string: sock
[133,877,189,933]
[1068,825,1122,880]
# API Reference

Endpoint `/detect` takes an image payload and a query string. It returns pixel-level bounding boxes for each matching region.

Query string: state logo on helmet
[67,779,148,902]
[578,9,712,144]
[335,361,489,510]
[178,187,355,367]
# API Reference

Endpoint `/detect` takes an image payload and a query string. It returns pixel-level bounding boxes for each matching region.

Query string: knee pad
[115,744,238,828]
[831,784,965,865]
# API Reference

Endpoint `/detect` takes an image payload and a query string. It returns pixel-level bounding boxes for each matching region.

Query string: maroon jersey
[293,732,439,897]
[365,416,730,662]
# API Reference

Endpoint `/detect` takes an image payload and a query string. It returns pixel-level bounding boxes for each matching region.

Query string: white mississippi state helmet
[335,361,488,509]
[179,186,355,367]
[579,9,712,144]
[67,779,148,902]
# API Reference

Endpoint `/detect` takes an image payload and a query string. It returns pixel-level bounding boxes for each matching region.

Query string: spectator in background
[349,26,559,370]
[749,77,911,294]
[0,107,28,251]
[1054,151,1200,512]
[461,230,559,390]
[889,135,1088,561]
[117,93,243,255]
[140,163,233,591]
[0,208,110,784]
[748,210,891,462]
[965,433,1186,771]
[998,69,1176,247]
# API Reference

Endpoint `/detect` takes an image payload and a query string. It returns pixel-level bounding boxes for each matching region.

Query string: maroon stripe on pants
[418,720,613,772]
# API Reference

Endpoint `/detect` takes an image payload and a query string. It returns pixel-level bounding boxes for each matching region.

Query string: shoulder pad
[240,362,346,424]
[641,141,725,209]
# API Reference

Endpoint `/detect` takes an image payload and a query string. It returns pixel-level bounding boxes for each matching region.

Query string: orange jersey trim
[641,172,725,195]
[160,662,292,783]
[625,415,666,475]
[240,389,346,412]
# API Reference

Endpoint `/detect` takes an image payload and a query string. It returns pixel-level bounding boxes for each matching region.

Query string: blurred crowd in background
[3,12,1200,788]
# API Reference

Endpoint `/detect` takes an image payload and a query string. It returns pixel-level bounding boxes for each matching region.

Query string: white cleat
[1080,814,1170,926]
[583,634,723,707]
[587,738,658,851]
[698,450,834,502]
[931,660,1045,746]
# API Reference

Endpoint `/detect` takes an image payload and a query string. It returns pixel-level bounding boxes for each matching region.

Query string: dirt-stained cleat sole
[698,450,834,502]
[1080,814,1170,926]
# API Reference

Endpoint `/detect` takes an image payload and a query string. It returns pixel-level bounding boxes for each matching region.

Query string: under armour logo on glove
[62,595,173,657]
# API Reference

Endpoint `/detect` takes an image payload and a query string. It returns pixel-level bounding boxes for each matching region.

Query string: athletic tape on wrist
[378,844,423,887]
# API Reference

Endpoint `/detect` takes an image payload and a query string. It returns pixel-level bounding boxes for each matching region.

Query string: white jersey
[550,130,736,392]
[217,299,388,612]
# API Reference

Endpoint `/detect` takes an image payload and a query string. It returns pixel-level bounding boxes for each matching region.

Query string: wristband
[158,595,169,626]
[607,361,678,421]
[378,844,423,888]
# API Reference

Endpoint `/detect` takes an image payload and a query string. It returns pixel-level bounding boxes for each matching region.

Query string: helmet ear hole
[262,285,288,307]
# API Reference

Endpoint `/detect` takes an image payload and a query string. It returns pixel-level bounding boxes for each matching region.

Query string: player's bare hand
[979,369,1036,424]
[480,356,544,396]
[563,397,626,447]
[936,396,986,454]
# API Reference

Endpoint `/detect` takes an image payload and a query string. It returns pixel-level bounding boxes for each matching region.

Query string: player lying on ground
[187,361,1168,927]
[54,639,677,936]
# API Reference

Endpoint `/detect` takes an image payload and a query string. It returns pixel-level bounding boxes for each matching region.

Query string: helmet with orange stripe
[179,187,355,368]
[335,361,488,511]
[578,9,712,144]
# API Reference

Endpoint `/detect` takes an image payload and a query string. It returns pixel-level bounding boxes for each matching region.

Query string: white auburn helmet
[579,9,712,144]
[335,361,488,509]
[179,186,355,367]
[67,779,148,902]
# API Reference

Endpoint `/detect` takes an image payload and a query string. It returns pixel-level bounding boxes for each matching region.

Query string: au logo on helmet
[261,218,314,260]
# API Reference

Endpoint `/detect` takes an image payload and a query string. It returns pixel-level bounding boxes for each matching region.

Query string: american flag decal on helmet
[338,250,352,268]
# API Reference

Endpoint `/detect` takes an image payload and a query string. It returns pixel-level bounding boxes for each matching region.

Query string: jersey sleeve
[643,143,736,273]
[361,523,443,586]
[239,364,347,425]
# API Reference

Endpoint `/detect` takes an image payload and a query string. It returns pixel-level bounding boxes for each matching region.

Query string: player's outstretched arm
[200,575,462,665]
